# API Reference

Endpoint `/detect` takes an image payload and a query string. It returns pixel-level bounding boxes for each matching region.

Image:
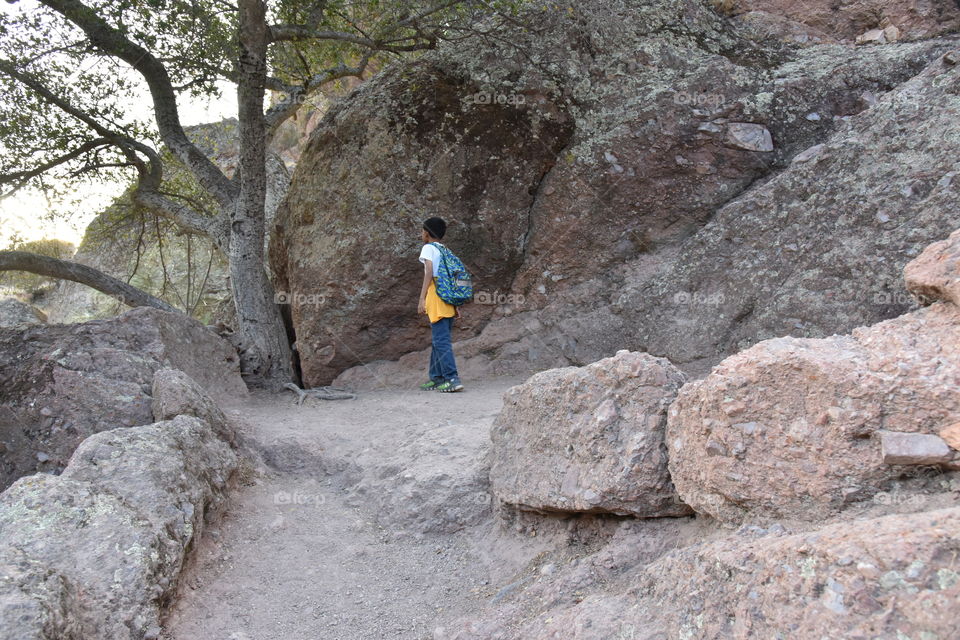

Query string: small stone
[706,439,728,457]
[39,407,53,417]
[855,29,887,46]
[36,452,51,463]
[879,431,953,465]
[726,123,774,152]
[805,112,821,121]
[793,144,825,164]
[144,626,162,640]
[883,26,901,43]
[945,51,960,66]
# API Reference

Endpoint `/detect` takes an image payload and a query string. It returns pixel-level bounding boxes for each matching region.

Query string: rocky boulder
[0,297,46,329]
[0,412,237,640]
[666,301,960,524]
[151,368,235,446]
[0,308,245,490]
[279,0,959,385]
[490,351,690,518]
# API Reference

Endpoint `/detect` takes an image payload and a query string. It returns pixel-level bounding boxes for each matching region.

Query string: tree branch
[40,0,238,208]
[132,189,228,250]
[267,26,437,52]
[263,57,369,139]
[0,250,179,312]
[0,137,111,196]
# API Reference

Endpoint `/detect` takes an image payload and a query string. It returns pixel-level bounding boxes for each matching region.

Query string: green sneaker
[436,379,464,393]
[419,380,440,391]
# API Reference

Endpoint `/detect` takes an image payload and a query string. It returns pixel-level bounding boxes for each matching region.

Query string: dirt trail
[162,379,522,640]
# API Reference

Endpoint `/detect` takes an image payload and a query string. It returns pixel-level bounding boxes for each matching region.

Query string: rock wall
[0,369,238,640]
[454,227,960,638]
[276,0,960,386]
[0,308,245,490]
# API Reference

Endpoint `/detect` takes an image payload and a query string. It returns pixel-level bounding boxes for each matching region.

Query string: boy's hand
[417,298,426,315]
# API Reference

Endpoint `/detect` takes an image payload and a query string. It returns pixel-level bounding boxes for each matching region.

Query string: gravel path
[162,380,520,640]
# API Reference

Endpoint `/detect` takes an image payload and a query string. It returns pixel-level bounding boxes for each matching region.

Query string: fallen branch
[283,382,356,404]
[0,250,178,313]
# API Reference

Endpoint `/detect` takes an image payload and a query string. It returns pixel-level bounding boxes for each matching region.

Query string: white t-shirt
[419,243,443,278]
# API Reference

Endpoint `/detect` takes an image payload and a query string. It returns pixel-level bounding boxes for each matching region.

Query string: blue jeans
[429,317,459,382]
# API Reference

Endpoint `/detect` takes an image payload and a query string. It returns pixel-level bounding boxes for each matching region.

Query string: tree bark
[0,251,178,313]
[233,0,294,386]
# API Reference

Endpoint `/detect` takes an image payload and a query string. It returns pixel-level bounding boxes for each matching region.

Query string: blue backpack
[429,242,473,306]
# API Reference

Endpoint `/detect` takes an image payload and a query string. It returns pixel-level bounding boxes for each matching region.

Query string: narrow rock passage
[162,380,520,640]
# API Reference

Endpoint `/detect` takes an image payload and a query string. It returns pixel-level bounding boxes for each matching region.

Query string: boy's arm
[418,259,433,315]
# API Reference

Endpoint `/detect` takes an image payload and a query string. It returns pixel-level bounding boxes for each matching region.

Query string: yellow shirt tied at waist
[425,279,455,324]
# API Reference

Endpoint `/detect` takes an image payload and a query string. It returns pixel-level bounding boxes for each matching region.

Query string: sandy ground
[162,379,523,640]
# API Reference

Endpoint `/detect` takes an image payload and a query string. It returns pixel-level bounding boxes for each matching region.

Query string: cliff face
[272,0,960,385]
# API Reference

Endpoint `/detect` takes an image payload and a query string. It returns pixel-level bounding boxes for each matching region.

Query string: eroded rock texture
[0,308,244,489]
[490,351,690,517]
[0,411,237,640]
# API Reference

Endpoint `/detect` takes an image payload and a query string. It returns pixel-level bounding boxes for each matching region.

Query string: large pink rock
[906,227,960,306]
[666,302,960,524]
[490,351,691,518]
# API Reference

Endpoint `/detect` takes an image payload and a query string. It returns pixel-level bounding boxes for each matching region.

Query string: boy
[417,217,464,392]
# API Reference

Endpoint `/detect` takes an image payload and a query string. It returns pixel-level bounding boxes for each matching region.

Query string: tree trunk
[232,0,294,387]
[0,250,178,312]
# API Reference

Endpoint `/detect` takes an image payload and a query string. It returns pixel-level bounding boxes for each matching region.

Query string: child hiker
[417,217,464,393]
